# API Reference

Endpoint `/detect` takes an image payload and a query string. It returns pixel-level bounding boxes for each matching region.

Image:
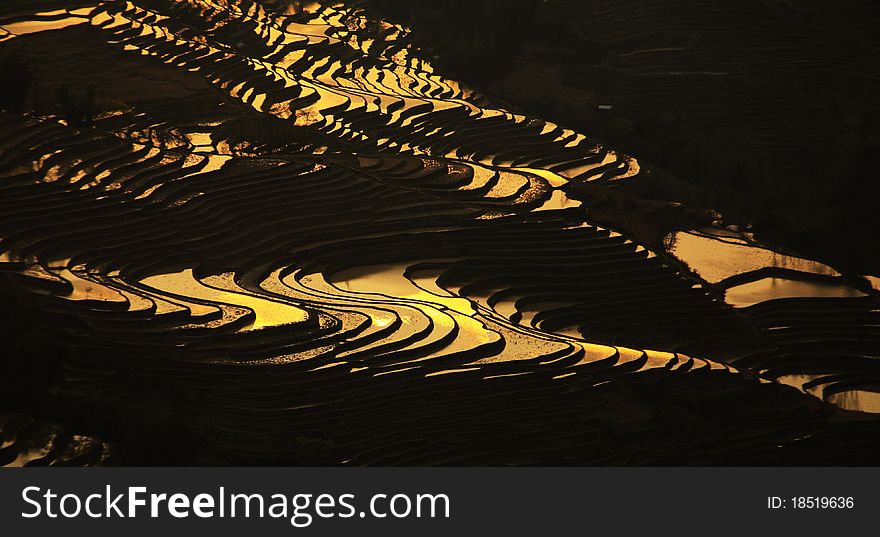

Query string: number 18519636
[767,497,854,509]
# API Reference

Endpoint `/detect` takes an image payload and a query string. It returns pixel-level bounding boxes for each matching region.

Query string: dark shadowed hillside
[366,0,880,273]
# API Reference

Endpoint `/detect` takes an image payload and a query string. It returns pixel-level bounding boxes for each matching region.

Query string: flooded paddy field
[1,0,878,466]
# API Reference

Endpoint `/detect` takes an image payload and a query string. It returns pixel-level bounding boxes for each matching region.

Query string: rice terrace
[0,0,879,466]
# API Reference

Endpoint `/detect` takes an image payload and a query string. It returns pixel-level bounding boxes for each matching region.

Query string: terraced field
[1,0,878,465]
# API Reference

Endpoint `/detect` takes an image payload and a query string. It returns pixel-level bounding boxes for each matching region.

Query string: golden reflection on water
[0,8,93,40]
[330,262,475,315]
[777,373,824,396]
[512,167,568,187]
[667,229,866,307]
[57,269,127,304]
[317,263,508,360]
[669,230,840,284]
[279,2,322,16]
[828,390,880,414]
[777,374,880,414]
[725,277,865,308]
[533,189,582,212]
[140,269,308,329]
